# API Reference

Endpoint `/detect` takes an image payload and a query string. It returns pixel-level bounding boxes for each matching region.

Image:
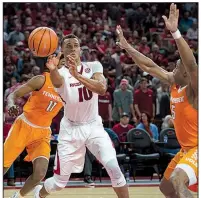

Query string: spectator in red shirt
[112,112,134,142]
[139,37,150,55]
[98,91,113,127]
[134,78,155,120]
[149,44,163,65]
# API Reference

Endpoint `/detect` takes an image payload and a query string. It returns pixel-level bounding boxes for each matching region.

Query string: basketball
[28,27,58,57]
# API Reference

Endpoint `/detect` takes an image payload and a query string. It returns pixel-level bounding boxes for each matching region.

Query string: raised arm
[116,26,174,85]
[162,3,198,94]
[46,52,64,88]
[7,75,45,117]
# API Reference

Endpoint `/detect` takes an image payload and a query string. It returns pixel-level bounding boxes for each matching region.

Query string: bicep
[140,61,174,85]
[14,76,44,98]
[92,73,107,87]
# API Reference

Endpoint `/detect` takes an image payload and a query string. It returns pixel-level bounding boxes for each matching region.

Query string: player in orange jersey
[116,3,197,198]
[4,53,63,198]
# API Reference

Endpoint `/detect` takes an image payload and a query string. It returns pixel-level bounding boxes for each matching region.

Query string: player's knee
[32,167,47,182]
[159,178,173,196]
[44,174,70,194]
[104,159,126,187]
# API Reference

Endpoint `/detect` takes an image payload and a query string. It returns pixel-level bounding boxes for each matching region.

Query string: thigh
[25,128,51,162]
[176,147,197,187]
[86,125,116,166]
[54,122,87,175]
[163,150,183,180]
[4,118,27,168]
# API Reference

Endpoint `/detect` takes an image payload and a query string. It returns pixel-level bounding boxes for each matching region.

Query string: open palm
[162,3,179,33]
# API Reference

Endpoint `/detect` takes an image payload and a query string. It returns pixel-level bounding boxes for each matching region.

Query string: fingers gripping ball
[28,27,58,57]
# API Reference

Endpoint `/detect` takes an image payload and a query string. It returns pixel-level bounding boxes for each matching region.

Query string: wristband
[171,29,181,39]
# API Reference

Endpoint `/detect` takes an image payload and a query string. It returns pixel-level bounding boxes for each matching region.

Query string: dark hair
[61,34,79,46]
[140,111,151,123]
[140,77,148,83]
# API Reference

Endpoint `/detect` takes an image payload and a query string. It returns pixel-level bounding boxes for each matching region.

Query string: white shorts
[54,117,116,175]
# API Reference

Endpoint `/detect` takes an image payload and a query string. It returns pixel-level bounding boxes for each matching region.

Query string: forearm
[50,68,64,88]
[75,74,107,95]
[153,104,155,117]
[7,93,17,107]
[174,35,197,71]
[124,43,155,69]
[130,104,136,117]
[134,104,141,117]
[118,107,123,116]
[108,104,112,120]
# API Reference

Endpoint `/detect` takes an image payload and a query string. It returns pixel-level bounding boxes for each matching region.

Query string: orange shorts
[164,147,198,191]
[4,114,51,168]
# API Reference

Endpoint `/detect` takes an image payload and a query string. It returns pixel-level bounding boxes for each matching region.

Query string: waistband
[19,113,51,129]
[64,115,101,126]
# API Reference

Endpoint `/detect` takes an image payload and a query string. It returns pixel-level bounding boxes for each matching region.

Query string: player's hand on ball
[162,3,179,33]
[8,105,19,117]
[46,52,62,71]
[67,55,79,78]
[116,25,129,49]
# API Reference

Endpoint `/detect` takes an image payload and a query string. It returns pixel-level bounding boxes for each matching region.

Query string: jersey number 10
[78,87,93,102]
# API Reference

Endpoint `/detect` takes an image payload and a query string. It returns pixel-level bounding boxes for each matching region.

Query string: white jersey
[56,61,103,123]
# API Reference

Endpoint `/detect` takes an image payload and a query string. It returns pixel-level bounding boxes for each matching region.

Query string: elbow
[98,85,107,96]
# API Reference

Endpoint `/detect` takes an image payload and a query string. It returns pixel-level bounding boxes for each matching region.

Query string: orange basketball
[28,27,58,57]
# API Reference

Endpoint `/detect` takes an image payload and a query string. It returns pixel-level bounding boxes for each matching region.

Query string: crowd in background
[3,2,198,185]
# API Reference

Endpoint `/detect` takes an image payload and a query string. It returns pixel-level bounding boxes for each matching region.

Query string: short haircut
[140,77,148,83]
[61,34,79,46]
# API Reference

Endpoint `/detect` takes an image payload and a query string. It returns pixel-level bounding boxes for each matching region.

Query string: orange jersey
[23,72,63,127]
[170,84,198,149]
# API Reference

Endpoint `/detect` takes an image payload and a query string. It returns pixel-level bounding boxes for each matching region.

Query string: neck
[120,123,128,128]
[141,88,147,92]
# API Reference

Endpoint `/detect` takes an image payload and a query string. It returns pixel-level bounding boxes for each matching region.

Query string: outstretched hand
[46,52,62,71]
[116,25,129,49]
[162,3,179,33]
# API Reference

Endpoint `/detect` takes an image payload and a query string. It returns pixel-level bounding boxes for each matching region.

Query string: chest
[64,71,95,104]
[137,92,153,102]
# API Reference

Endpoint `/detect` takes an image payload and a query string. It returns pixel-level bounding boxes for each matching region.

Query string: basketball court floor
[4,178,197,198]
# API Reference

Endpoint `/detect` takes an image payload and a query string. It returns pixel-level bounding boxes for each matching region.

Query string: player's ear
[183,71,187,77]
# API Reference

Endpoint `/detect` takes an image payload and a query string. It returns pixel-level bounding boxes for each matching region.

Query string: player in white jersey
[34,34,129,198]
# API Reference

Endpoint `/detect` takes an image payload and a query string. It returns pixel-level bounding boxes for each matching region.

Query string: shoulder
[30,75,45,83]
[134,89,140,94]
[150,123,158,129]
[128,124,134,129]
[114,89,120,94]
[113,124,120,129]
[127,89,133,94]
[147,89,153,94]
[85,61,102,68]
[85,61,103,74]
